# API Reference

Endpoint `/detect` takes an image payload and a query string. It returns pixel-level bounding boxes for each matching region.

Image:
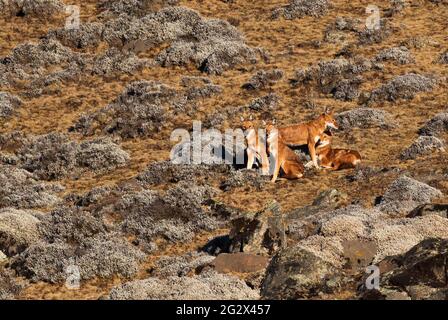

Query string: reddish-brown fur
[241,120,269,175]
[316,133,362,170]
[278,111,339,169]
[266,125,304,183]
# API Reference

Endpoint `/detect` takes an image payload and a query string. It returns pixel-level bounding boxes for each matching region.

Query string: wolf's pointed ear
[262,120,267,126]
[240,116,245,122]
[272,118,276,125]
[249,114,253,121]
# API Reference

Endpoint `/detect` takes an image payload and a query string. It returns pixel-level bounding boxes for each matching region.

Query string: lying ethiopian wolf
[314,133,362,170]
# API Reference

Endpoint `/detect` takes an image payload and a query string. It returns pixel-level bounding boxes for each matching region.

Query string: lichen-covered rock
[0,165,63,209]
[369,73,436,103]
[108,270,259,300]
[228,202,286,255]
[374,46,414,65]
[261,246,344,299]
[0,208,42,256]
[336,108,393,130]
[359,238,448,300]
[272,0,331,20]
[400,136,445,160]
[242,69,284,90]
[288,202,448,269]
[0,92,22,119]
[418,112,448,137]
[376,176,443,216]
[408,203,448,219]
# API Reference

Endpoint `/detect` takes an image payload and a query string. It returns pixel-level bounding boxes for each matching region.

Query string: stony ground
[0,0,447,300]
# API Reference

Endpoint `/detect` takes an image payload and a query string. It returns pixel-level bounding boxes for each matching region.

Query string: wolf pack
[242,108,362,182]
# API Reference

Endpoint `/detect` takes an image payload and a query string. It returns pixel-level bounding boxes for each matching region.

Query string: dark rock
[359,238,448,300]
[228,202,286,255]
[213,253,269,274]
[261,246,346,299]
[407,203,448,219]
[436,50,448,64]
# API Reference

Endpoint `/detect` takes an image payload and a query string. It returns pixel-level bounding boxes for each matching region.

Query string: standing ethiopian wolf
[278,109,339,169]
[267,124,304,183]
[241,118,269,175]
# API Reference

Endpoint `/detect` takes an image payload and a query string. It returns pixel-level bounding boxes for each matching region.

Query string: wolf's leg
[260,148,270,175]
[271,158,282,183]
[308,139,319,169]
[247,150,255,170]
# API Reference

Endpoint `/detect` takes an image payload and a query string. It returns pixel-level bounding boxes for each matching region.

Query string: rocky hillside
[0,0,447,300]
